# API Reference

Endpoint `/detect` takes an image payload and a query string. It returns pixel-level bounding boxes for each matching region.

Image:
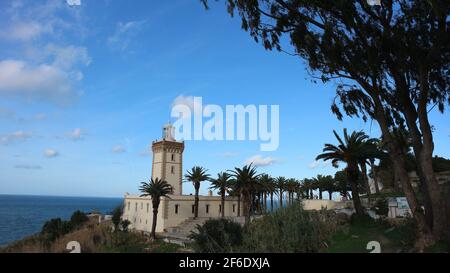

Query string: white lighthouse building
[122,124,240,234]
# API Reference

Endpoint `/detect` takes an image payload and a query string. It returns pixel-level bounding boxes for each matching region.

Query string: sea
[0,194,123,247]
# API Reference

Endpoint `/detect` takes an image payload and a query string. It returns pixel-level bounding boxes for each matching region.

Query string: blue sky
[1,0,449,198]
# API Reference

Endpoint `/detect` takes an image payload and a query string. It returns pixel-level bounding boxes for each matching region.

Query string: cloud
[112,145,126,154]
[0,131,33,145]
[245,155,278,167]
[68,128,83,140]
[15,164,42,170]
[108,21,146,51]
[308,160,330,169]
[44,149,59,158]
[67,0,82,6]
[0,60,83,105]
[1,21,49,41]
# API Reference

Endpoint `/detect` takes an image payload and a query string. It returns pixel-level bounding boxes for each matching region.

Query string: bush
[189,219,243,253]
[240,204,337,253]
[70,210,89,229]
[372,198,389,217]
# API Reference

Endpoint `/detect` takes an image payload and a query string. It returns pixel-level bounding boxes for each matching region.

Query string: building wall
[122,196,165,233]
[122,194,240,233]
[302,199,338,210]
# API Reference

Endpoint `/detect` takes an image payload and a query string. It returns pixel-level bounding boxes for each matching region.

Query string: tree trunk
[151,206,158,240]
[279,190,283,208]
[194,184,199,219]
[221,190,225,218]
[270,192,274,212]
[329,191,333,200]
[237,194,241,217]
[263,192,267,213]
[371,162,380,194]
[370,95,434,245]
[319,190,323,200]
[360,162,371,196]
[346,165,365,216]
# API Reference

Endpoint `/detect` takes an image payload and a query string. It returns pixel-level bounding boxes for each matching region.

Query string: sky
[0,0,449,198]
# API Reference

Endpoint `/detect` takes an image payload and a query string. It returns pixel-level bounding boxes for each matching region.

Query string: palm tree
[265,178,277,212]
[275,177,287,208]
[286,178,298,205]
[258,174,273,212]
[316,129,370,216]
[229,164,260,223]
[139,178,173,239]
[302,178,315,199]
[209,172,232,218]
[313,175,325,200]
[185,166,210,219]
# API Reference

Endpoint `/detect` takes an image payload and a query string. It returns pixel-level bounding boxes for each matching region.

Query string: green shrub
[189,219,243,253]
[241,204,337,253]
[372,198,389,217]
[70,210,89,229]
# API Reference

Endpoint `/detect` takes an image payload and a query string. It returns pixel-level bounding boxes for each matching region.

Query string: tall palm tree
[313,175,325,200]
[229,164,260,223]
[302,178,315,199]
[286,178,298,205]
[316,129,370,216]
[209,172,231,218]
[139,178,173,239]
[258,174,273,212]
[275,176,287,209]
[185,166,210,219]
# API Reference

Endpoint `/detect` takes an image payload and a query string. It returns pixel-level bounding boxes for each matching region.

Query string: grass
[324,216,416,253]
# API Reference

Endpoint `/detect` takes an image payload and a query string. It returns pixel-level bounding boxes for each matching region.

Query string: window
[233,204,236,213]
[141,202,143,210]
[192,205,195,214]
[171,154,175,161]
[146,203,149,213]
[171,166,175,174]
[127,202,130,211]
[206,204,210,214]
[135,202,137,211]
[145,220,147,224]
[219,205,222,213]
[175,204,179,214]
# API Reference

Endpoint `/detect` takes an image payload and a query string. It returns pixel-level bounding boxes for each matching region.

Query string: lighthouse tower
[151,124,184,195]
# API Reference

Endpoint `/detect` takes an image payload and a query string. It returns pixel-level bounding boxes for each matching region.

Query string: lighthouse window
[146,203,149,213]
[175,204,179,214]
[192,205,195,214]
[127,202,130,211]
[135,202,137,211]
[206,205,210,214]
[171,166,175,174]
[233,204,236,213]
[171,154,175,161]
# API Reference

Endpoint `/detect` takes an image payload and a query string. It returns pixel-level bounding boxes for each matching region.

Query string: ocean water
[0,195,123,246]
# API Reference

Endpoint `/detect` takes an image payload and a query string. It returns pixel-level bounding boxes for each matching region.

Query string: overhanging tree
[201,0,449,243]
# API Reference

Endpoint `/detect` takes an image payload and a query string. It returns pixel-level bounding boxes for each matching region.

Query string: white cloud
[0,60,82,105]
[44,148,59,158]
[112,145,126,154]
[108,21,146,51]
[67,0,82,6]
[245,155,278,167]
[1,21,48,41]
[308,160,321,169]
[45,44,91,70]
[68,128,83,140]
[0,131,33,145]
[308,160,330,169]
